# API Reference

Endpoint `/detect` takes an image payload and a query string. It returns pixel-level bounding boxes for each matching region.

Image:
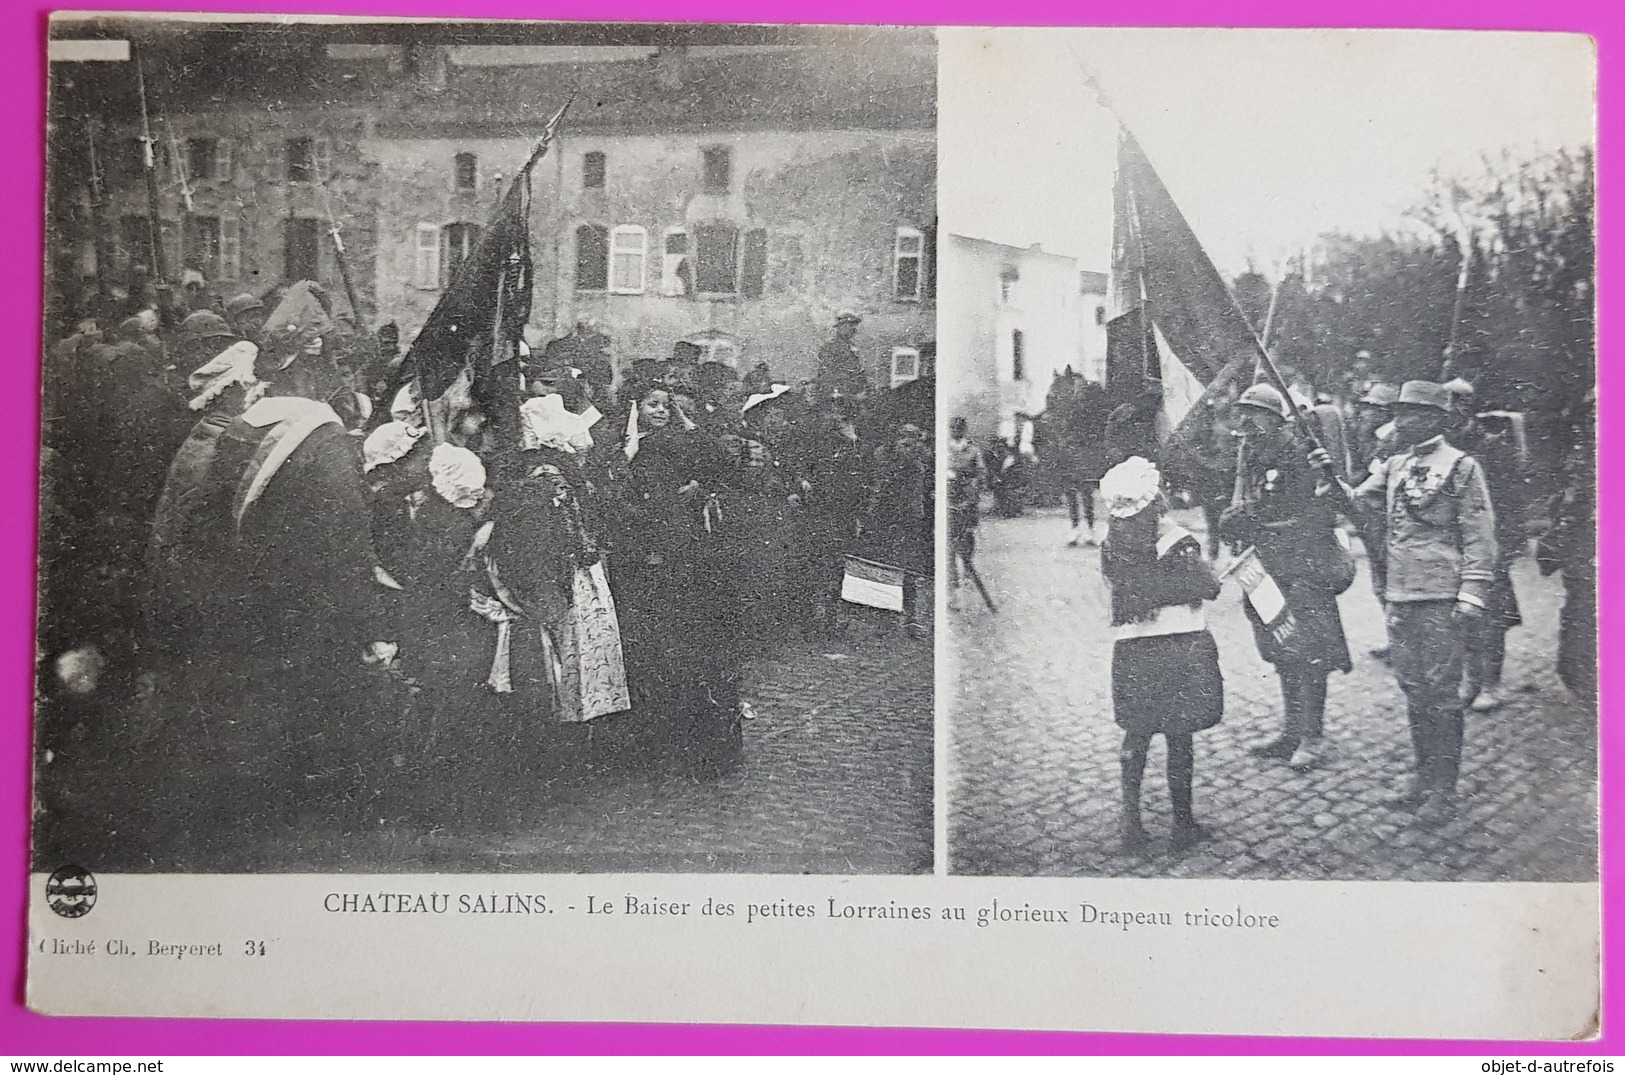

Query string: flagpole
[85,119,111,308]
[1443,218,1473,377]
[133,42,174,322]
[1081,68,1354,514]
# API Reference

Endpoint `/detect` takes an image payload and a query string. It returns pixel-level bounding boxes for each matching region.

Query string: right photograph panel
[941,27,1598,881]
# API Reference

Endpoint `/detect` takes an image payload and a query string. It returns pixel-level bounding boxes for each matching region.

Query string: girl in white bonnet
[1099,456,1225,853]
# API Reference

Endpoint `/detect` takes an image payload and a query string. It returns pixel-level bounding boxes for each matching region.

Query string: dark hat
[225,293,265,318]
[1395,380,1451,411]
[1235,382,1290,419]
[835,309,862,325]
[1359,383,1400,407]
[181,310,237,340]
[258,281,334,370]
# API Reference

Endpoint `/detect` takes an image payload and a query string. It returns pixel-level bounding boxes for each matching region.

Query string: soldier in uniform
[814,310,868,401]
[1221,382,1352,773]
[1346,380,1497,826]
[1445,378,1526,712]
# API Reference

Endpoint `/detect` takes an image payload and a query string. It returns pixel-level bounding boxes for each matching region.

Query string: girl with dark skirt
[1100,456,1225,853]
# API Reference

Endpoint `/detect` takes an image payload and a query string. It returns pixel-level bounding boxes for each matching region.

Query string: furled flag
[1104,128,1264,442]
[397,167,535,405]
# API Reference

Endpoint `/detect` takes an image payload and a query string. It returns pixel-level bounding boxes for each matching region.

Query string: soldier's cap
[225,293,265,318]
[835,309,862,325]
[259,281,334,371]
[1359,383,1400,407]
[181,310,237,340]
[1235,382,1290,420]
[1442,377,1476,399]
[1395,380,1452,412]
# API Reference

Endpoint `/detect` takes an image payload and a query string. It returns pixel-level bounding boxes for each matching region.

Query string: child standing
[1100,456,1225,852]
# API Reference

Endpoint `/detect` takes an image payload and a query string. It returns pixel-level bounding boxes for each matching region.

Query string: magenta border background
[2,0,1616,1055]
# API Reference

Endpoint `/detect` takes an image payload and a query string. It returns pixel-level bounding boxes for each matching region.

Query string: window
[186,138,218,181]
[693,222,738,294]
[609,225,646,294]
[999,266,1020,306]
[285,137,330,183]
[441,222,482,287]
[583,151,606,190]
[894,227,924,302]
[575,223,609,291]
[283,217,320,282]
[890,346,921,389]
[220,216,242,281]
[660,227,689,296]
[184,215,220,273]
[739,228,768,299]
[702,146,731,194]
[118,214,151,275]
[453,152,477,192]
[286,138,314,183]
[414,223,441,290]
[1011,329,1025,382]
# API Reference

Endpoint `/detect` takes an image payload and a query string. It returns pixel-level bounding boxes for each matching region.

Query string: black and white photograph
[34,17,936,875]
[942,28,1598,881]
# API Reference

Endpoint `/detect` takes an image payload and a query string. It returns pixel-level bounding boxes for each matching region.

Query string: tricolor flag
[841,556,906,613]
[397,165,536,404]
[1105,129,1263,441]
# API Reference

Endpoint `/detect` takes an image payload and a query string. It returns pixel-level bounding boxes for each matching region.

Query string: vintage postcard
[28,17,1599,1038]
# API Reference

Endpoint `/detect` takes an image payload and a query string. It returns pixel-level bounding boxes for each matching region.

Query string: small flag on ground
[841,556,906,612]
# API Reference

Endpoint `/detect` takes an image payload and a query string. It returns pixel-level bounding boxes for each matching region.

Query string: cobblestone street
[37,609,934,876]
[948,507,1598,881]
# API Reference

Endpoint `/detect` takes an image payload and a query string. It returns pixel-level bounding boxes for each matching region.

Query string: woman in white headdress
[1100,456,1225,855]
[474,389,630,756]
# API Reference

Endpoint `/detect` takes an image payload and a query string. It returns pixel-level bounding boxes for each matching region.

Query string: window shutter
[660,228,689,296]
[575,224,609,291]
[415,223,441,290]
[215,139,234,183]
[220,214,241,281]
[693,223,739,294]
[313,136,333,183]
[739,228,768,299]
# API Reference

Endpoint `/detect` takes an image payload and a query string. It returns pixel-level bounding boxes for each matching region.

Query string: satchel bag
[1310,525,1358,595]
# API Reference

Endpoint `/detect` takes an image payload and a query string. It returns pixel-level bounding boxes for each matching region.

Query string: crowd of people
[37,285,933,851]
[962,362,1596,853]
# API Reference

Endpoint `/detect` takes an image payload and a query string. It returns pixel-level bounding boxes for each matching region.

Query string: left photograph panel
[35,16,937,875]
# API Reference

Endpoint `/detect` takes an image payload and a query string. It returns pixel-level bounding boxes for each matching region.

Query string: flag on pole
[1105,128,1264,441]
[398,165,535,402]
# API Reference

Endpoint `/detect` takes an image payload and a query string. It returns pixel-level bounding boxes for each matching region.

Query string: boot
[1169,820,1210,852]
[1120,809,1149,853]
[1248,736,1298,760]
[1415,789,1460,827]
[1288,737,1329,772]
[1383,774,1430,810]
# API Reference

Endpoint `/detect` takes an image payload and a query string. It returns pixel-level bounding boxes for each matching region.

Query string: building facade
[940,234,1104,442]
[52,30,936,389]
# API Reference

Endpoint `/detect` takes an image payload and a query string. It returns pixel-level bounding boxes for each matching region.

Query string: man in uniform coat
[1346,380,1497,827]
[814,310,868,401]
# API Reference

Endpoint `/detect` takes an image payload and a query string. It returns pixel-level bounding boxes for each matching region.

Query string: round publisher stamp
[45,865,97,919]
